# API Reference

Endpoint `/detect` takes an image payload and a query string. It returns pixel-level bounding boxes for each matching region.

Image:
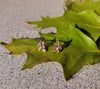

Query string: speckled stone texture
[0,0,100,89]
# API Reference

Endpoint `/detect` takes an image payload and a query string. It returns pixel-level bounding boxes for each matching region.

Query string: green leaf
[26,8,100,80]
[66,10,100,41]
[0,38,40,54]
[28,10,100,41]
[1,0,100,81]
[60,46,100,80]
[70,0,100,14]
[0,38,50,69]
[1,37,100,80]
[0,38,64,70]
[22,49,49,70]
[1,22,100,80]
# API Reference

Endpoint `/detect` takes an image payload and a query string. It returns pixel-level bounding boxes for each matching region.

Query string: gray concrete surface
[0,0,100,89]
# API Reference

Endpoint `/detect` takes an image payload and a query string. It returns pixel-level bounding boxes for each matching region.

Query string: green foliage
[1,0,100,81]
[71,0,100,14]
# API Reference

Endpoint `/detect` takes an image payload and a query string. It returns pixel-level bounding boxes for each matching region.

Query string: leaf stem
[61,0,68,11]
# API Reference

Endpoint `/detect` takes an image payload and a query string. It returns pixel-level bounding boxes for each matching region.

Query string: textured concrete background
[0,0,100,89]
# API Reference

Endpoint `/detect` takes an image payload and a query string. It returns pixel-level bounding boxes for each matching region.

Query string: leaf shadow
[96,36,100,49]
[75,24,94,40]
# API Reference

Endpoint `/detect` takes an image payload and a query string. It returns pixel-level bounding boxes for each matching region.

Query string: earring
[37,40,46,52]
[52,41,62,53]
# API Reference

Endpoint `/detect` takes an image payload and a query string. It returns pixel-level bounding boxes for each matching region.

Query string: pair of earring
[37,40,62,53]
